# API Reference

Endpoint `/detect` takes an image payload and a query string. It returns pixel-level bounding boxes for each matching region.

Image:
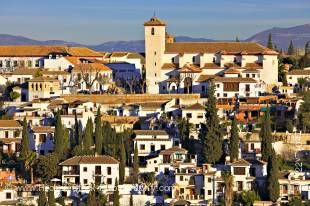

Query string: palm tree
[298,77,307,92]
[24,152,36,184]
[222,172,234,206]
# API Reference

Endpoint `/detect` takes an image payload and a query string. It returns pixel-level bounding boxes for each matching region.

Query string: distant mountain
[0,23,309,52]
[246,23,310,50]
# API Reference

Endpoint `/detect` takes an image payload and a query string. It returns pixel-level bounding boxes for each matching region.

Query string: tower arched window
[192,56,196,63]
[151,27,155,35]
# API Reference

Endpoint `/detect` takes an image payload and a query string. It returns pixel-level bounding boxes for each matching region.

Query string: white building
[143,17,278,95]
[0,120,22,154]
[29,126,55,155]
[59,155,119,187]
[286,68,310,89]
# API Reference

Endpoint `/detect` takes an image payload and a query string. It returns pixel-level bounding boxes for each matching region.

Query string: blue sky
[1,0,309,44]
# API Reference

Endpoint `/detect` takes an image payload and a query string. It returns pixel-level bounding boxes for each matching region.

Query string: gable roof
[162,63,178,70]
[144,17,166,26]
[224,68,241,74]
[165,42,278,55]
[287,69,310,75]
[134,130,168,136]
[178,64,201,73]
[59,155,119,165]
[230,159,251,166]
[0,120,22,128]
[160,146,188,155]
[196,75,216,82]
[73,63,112,72]
[184,102,205,110]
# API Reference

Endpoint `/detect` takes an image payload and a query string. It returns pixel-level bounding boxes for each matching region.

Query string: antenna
[153,10,156,17]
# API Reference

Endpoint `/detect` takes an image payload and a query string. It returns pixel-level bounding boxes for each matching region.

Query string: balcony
[63,170,79,175]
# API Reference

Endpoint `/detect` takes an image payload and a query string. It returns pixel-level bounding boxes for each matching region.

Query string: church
[144,16,279,98]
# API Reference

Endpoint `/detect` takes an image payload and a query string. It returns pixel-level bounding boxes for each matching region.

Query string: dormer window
[151,27,155,35]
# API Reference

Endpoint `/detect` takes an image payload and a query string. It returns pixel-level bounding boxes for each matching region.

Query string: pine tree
[95,108,103,155]
[47,188,56,206]
[133,142,139,183]
[230,118,239,162]
[260,108,273,162]
[288,40,295,55]
[267,33,273,49]
[20,117,30,158]
[266,151,280,202]
[83,118,94,151]
[236,36,240,42]
[129,194,134,206]
[202,82,223,164]
[113,179,120,206]
[38,189,47,206]
[119,137,126,184]
[54,111,64,157]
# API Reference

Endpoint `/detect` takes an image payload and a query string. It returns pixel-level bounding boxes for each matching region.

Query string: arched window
[192,56,196,63]
[151,27,155,35]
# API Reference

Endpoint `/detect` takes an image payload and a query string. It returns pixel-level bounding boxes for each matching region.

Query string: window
[180,176,184,181]
[155,73,156,77]
[208,178,212,182]
[186,113,192,118]
[172,57,175,63]
[155,167,158,172]
[107,167,111,175]
[6,192,11,199]
[162,86,166,90]
[160,145,166,150]
[107,178,112,184]
[252,74,255,78]
[223,93,227,97]
[83,167,87,172]
[246,74,250,78]
[196,124,200,129]
[217,93,220,97]
[197,113,203,119]
[234,57,237,63]
[0,61,2,67]
[154,51,156,55]
[5,131,9,138]
[6,60,10,67]
[13,61,18,67]
[233,167,246,175]
[208,190,212,195]
[28,60,32,67]
[35,60,39,67]
[213,57,216,63]
[172,86,176,91]
[140,144,145,150]
[155,62,156,66]
[216,84,220,88]
[192,56,196,63]
[83,179,88,184]
[180,188,184,194]
[245,84,250,92]
[151,27,155,35]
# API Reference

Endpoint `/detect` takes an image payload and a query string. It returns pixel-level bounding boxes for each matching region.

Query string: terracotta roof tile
[242,68,260,73]
[202,63,221,69]
[59,155,119,165]
[165,42,278,55]
[0,120,22,128]
[184,103,205,110]
[110,52,128,57]
[73,63,112,72]
[160,146,187,155]
[196,75,216,82]
[230,159,251,166]
[64,57,81,66]
[134,130,168,136]
[287,69,310,75]
[144,17,166,26]
[66,47,102,57]
[42,70,69,76]
[162,63,178,70]
[214,77,257,83]
[31,126,54,133]
[245,63,263,68]
[178,64,201,73]
[12,68,37,75]
[224,68,240,74]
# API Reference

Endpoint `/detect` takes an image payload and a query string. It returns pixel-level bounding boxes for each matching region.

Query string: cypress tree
[288,40,295,55]
[260,108,273,162]
[129,194,133,206]
[73,112,82,146]
[54,111,64,157]
[267,33,273,49]
[38,189,47,206]
[102,121,112,154]
[202,82,223,164]
[87,186,97,206]
[133,142,139,183]
[266,151,280,202]
[94,108,103,155]
[119,137,126,184]
[236,36,240,42]
[230,118,239,162]
[113,178,120,206]
[47,188,56,206]
[83,118,94,151]
[21,117,30,158]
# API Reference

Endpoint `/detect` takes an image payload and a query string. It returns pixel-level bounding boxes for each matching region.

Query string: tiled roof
[225,63,242,68]
[0,120,22,128]
[184,103,205,110]
[242,68,260,73]
[144,17,166,26]
[162,63,178,70]
[223,68,240,74]
[287,69,310,75]
[73,63,112,72]
[160,146,187,155]
[64,57,81,66]
[165,42,278,55]
[196,75,216,82]
[213,77,257,83]
[166,76,179,82]
[12,68,37,75]
[28,76,59,82]
[134,130,168,136]
[230,159,251,166]
[42,70,70,76]
[178,64,201,73]
[0,46,102,57]
[59,155,119,165]
[31,126,54,133]
[245,63,263,68]
[110,52,128,57]
[127,52,144,60]
[202,63,221,69]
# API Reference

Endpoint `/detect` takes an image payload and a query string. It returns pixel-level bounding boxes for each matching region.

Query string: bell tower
[144,16,166,94]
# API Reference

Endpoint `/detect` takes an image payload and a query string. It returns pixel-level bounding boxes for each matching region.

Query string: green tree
[266,151,280,202]
[202,82,223,164]
[240,190,260,206]
[119,137,126,184]
[24,152,36,184]
[95,108,103,155]
[20,117,31,158]
[9,91,20,101]
[83,118,94,151]
[130,194,133,206]
[267,33,273,49]
[298,91,310,132]
[73,112,82,147]
[260,108,273,162]
[35,153,59,182]
[288,40,295,55]
[222,172,234,206]
[38,189,47,206]
[177,117,194,153]
[54,111,64,157]
[286,120,294,133]
[113,179,120,206]
[288,196,302,206]
[87,186,97,206]
[235,36,240,42]
[133,142,139,183]
[47,188,56,206]
[230,118,239,162]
